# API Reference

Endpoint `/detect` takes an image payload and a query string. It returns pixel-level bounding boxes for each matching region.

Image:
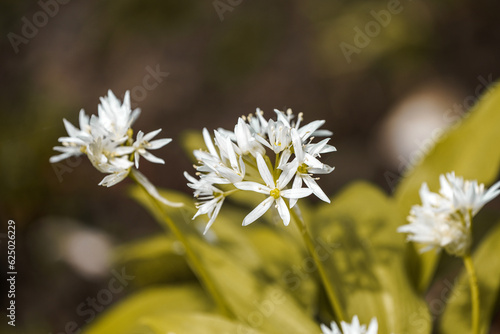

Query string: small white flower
[86,136,134,187]
[185,172,225,234]
[97,90,140,141]
[49,109,92,163]
[288,128,334,207]
[260,119,292,154]
[234,154,312,226]
[186,109,335,232]
[132,129,172,168]
[397,172,500,256]
[321,316,378,334]
[234,117,266,156]
[398,205,470,256]
[437,172,500,216]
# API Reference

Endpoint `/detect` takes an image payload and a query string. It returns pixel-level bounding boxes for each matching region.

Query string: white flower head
[187,109,335,232]
[185,172,225,234]
[234,154,312,226]
[49,109,93,163]
[50,90,175,195]
[97,90,140,141]
[321,316,378,334]
[398,172,500,256]
[132,129,171,169]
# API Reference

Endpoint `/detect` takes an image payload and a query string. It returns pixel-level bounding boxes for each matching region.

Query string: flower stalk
[289,203,345,322]
[463,254,480,334]
[130,171,233,318]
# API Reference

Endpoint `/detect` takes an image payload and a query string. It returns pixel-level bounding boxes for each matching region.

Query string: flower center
[270,188,280,199]
[298,163,309,174]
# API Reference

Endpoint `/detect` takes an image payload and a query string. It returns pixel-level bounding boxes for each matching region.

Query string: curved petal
[242,196,274,226]
[275,197,290,226]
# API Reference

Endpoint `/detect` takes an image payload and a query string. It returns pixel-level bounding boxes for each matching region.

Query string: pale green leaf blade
[137,313,265,334]
[83,284,213,334]
[311,182,431,334]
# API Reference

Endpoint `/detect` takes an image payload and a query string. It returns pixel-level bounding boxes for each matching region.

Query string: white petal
[281,187,313,199]
[143,128,162,142]
[288,175,303,208]
[149,138,172,150]
[303,176,330,203]
[203,198,224,234]
[275,197,290,226]
[242,196,274,226]
[256,154,275,188]
[277,161,297,189]
[202,128,218,157]
[141,151,165,165]
[291,128,304,162]
[99,170,129,187]
[234,181,270,194]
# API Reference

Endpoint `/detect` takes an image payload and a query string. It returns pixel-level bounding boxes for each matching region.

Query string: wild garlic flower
[321,315,378,334]
[398,172,500,256]
[50,90,181,207]
[186,108,335,233]
[234,154,312,226]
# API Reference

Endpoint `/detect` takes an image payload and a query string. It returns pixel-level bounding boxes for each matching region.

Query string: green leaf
[394,82,500,292]
[136,313,265,334]
[129,186,320,334]
[114,234,194,287]
[311,182,431,333]
[83,284,214,334]
[439,222,500,334]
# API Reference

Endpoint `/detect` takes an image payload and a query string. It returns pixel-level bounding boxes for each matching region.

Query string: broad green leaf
[129,186,320,334]
[439,222,500,334]
[136,313,264,334]
[84,284,213,334]
[311,182,431,333]
[114,234,194,287]
[395,82,500,292]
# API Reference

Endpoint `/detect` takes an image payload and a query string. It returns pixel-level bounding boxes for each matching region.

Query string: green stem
[288,203,345,322]
[130,174,233,318]
[463,254,480,334]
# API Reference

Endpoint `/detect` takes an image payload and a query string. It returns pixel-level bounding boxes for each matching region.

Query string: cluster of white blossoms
[321,316,378,334]
[398,172,500,256]
[50,90,181,206]
[186,108,336,234]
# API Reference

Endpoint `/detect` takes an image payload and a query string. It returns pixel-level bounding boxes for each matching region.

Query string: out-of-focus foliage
[311,182,431,334]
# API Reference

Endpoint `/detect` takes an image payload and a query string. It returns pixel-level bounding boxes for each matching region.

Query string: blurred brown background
[1,0,500,332]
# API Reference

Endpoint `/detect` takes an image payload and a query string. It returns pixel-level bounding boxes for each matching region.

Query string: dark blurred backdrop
[1,0,500,332]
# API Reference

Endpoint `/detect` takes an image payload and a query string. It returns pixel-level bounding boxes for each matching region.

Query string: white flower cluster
[321,316,378,334]
[50,90,171,186]
[50,90,181,207]
[398,172,500,256]
[186,108,335,234]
